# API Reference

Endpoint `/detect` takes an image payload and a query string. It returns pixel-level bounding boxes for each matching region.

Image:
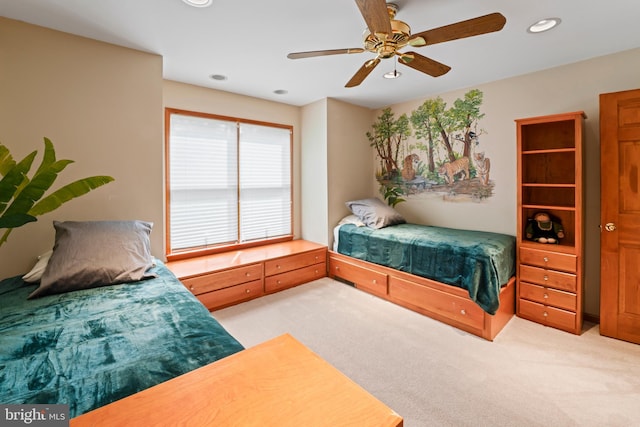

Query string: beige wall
[378,47,640,317]
[326,99,373,247]
[300,99,329,244]
[0,18,163,278]
[302,99,373,247]
[300,98,372,247]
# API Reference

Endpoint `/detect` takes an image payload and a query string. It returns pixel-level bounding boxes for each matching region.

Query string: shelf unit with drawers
[167,240,327,311]
[515,111,585,334]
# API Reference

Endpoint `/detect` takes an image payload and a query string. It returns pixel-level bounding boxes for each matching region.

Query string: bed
[0,220,244,418]
[329,199,517,341]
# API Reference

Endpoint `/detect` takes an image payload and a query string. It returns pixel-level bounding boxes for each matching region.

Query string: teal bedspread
[0,260,244,417]
[337,224,516,314]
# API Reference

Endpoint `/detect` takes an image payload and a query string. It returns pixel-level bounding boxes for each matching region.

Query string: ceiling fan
[287,0,506,87]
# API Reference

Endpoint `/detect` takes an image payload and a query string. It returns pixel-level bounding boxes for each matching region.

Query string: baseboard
[584,313,600,324]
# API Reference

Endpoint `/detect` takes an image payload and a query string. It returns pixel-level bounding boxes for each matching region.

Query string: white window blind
[239,124,292,242]
[167,111,292,253]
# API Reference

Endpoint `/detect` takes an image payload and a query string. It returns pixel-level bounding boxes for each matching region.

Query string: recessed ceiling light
[383,70,402,79]
[210,74,227,81]
[273,89,288,95]
[182,0,212,8]
[528,18,561,33]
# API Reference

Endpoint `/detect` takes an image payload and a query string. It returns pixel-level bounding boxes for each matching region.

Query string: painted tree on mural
[410,96,447,173]
[410,89,486,167]
[451,89,485,158]
[410,96,456,165]
[366,107,411,179]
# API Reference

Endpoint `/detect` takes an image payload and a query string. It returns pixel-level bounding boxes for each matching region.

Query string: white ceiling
[2,0,640,109]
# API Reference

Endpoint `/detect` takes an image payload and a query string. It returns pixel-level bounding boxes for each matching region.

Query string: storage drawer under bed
[329,256,388,297]
[389,276,485,330]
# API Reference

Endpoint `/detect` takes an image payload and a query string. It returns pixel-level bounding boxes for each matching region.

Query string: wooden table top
[71,333,402,427]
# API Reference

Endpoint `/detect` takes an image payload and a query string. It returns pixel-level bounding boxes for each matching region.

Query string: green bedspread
[0,260,244,417]
[337,223,516,314]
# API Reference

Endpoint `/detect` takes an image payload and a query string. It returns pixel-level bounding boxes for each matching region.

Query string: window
[165,109,292,258]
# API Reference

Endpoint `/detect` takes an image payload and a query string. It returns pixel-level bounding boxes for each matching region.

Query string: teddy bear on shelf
[525,212,565,244]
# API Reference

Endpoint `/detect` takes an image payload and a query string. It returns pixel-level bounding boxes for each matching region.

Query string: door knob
[604,223,617,232]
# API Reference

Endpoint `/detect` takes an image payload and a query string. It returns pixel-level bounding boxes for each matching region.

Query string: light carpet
[213,278,640,427]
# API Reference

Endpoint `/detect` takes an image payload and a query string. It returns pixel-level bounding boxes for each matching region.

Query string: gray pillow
[345,198,406,229]
[28,220,155,299]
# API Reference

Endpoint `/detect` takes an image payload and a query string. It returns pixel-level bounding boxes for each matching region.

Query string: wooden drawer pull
[543,293,549,299]
[543,311,548,317]
[543,275,548,281]
[245,289,251,294]
[460,309,466,315]
[543,256,549,263]
[372,279,377,284]
[245,272,251,277]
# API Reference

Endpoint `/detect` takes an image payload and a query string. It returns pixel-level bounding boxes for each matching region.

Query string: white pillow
[22,250,53,283]
[338,214,366,227]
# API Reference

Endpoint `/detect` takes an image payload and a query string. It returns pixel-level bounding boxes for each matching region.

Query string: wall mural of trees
[369,89,493,205]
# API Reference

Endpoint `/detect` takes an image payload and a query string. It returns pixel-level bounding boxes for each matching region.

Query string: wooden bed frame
[328,250,515,341]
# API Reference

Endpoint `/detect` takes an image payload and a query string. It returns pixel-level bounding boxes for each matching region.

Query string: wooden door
[600,88,640,344]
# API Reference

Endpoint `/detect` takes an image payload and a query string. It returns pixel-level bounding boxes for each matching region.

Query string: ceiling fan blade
[345,58,381,87]
[398,52,451,77]
[355,0,392,35]
[287,48,365,59]
[412,12,507,46]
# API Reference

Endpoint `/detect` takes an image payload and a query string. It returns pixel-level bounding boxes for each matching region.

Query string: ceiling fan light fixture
[182,0,212,8]
[273,89,288,95]
[527,18,561,33]
[383,70,401,79]
[210,74,227,81]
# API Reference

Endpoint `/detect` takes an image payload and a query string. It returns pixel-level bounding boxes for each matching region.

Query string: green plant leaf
[380,183,406,207]
[0,144,16,177]
[0,138,115,249]
[0,213,37,229]
[0,151,37,214]
[3,159,74,218]
[33,137,57,176]
[29,175,115,216]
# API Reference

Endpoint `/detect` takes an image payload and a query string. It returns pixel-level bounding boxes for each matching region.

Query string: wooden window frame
[165,108,293,261]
